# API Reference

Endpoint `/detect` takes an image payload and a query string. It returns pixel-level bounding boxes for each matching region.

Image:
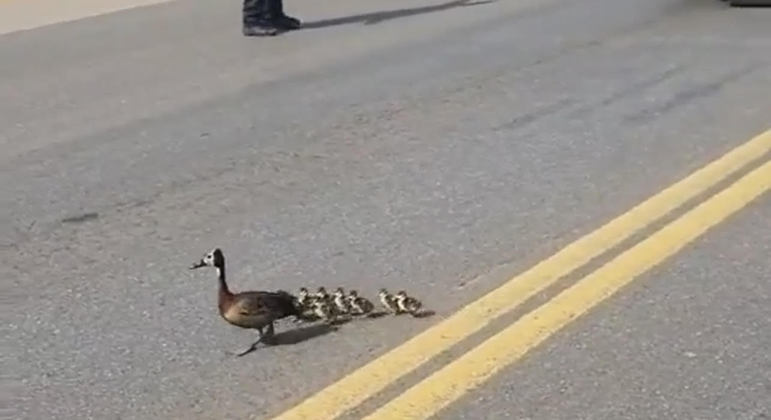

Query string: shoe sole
[242,29,280,36]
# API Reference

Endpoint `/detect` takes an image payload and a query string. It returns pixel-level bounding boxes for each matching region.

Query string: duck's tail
[273,289,303,317]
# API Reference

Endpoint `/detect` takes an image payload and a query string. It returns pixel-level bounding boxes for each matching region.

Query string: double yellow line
[272,129,771,420]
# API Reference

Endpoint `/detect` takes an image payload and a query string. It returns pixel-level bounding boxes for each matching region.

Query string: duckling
[315,286,341,316]
[332,287,352,315]
[315,286,331,304]
[395,290,423,316]
[347,289,374,315]
[378,288,401,314]
[312,298,336,324]
[291,287,319,322]
[189,248,301,357]
[296,287,313,308]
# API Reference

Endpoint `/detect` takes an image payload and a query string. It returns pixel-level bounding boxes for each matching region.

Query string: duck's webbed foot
[235,341,260,357]
[233,324,276,357]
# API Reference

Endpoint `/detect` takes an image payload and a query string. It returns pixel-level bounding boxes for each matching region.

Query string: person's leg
[270,0,302,29]
[242,0,279,36]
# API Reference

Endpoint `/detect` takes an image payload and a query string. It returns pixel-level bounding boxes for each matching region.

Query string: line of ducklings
[292,286,424,324]
[189,247,431,356]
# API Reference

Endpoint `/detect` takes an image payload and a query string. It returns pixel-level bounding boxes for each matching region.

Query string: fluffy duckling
[296,287,313,307]
[315,286,331,303]
[312,298,336,324]
[332,287,352,315]
[378,288,401,314]
[189,248,301,356]
[347,289,374,315]
[291,287,319,322]
[395,290,422,316]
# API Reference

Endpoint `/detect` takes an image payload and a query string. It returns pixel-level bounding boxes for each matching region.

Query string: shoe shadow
[302,0,494,30]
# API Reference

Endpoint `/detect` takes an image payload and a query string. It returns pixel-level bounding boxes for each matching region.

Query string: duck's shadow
[391,310,436,318]
[270,323,338,345]
[230,309,438,356]
[411,310,436,318]
[361,310,436,319]
[228,323,337,357]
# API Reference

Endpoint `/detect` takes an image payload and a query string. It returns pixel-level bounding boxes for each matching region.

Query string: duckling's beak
[189,259,207,270]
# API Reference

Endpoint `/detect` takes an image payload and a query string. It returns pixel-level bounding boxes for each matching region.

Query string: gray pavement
[1,0,769,419]
[442,197,771,420]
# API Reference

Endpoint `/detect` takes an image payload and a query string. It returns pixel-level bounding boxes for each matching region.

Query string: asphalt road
[1,0,769,419]
[442,195,771,420]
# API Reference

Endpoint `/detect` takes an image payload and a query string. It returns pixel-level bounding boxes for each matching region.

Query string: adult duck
[189,248,301,356]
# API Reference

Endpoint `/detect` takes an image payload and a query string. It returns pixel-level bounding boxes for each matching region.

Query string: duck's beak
[189,259,207,270]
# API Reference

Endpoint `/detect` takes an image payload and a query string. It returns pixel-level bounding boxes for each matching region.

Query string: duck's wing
[226,296,271,326]
[361,297,374,311]
[236,291,300,318]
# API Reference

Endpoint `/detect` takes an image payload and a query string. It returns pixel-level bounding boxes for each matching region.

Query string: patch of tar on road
[568,64,687,118]
[61,212,99,224]
[494,98,577,132]
[623,63,763,125]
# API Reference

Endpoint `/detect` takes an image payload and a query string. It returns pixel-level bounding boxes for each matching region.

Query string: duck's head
[190,248,224,270]
[298,287,309,296]
[396,290,407,298]
[333,287,345,297]
[349,289,359,297]
[378,288,389,296]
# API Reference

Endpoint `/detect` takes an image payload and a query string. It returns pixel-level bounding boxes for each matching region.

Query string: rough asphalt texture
[443,199,771,420]
[1,0,769,419]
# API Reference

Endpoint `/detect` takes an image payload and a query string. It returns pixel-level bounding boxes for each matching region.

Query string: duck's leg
[260,322,277,345]
[235,326,266,357]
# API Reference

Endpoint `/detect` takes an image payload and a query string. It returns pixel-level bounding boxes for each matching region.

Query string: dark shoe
[272,14,302,29]
[266,0,301,29]
[243,0,267,21]
[242,22,279,36]
[243,0,279,36]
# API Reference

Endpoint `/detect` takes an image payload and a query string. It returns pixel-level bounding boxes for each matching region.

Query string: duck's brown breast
[221,303,272,329]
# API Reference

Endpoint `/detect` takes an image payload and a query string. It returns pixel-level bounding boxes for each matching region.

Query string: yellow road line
[363,158,771,420]
[270,130,771,420]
